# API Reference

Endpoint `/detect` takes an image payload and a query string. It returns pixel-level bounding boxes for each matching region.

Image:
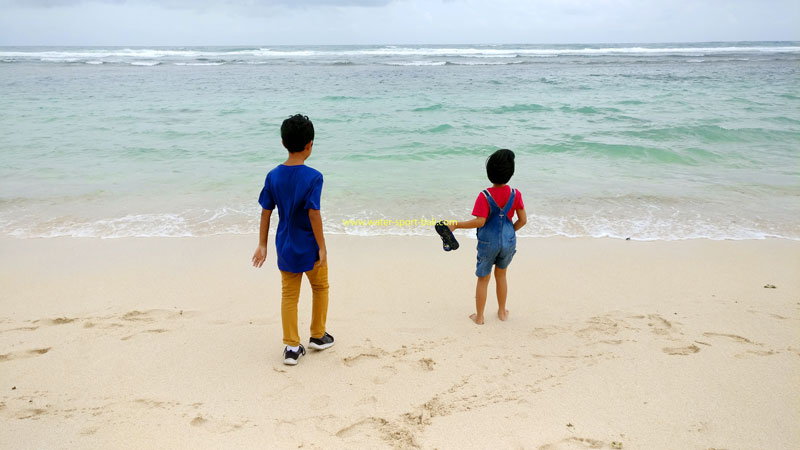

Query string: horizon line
[1,39,799,48]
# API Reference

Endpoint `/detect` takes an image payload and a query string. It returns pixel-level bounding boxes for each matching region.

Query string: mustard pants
[280,263,329,346]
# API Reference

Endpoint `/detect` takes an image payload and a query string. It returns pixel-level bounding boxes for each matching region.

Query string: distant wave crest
[2,43,797,66]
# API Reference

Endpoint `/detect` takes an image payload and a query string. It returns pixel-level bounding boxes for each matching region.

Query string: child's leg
[471,273,491,325]
[280,270,303,346]
[305,263,329,339]
[494,266,509,321]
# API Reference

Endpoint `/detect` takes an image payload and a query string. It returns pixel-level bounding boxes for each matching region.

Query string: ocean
[1,43,798,240]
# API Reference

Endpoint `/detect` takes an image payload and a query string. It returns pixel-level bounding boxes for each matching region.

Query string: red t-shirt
[472,185,524,220]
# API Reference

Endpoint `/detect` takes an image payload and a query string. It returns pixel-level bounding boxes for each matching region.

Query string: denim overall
[475,188,517,277]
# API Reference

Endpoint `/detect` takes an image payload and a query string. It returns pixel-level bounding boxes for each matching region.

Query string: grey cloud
[2,0,395,7]
[1,0,123,5]
[160,0,397,6]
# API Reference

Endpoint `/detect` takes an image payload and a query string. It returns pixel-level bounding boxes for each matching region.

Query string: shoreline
[3,232,800,241]
[1,235,799,449]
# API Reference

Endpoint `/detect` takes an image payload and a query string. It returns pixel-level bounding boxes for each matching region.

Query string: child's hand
[315,248,327,269]
[447,222,458,232]
[252,245,267,268]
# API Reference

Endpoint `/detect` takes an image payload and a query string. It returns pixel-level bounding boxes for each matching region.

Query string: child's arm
[448,216,487,231]
[251,208,272,268]
[513,208,527,231]
[308,209,327,268]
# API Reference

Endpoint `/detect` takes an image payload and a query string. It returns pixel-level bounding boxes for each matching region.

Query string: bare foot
[469,313,484,325]
[498,309,509,321]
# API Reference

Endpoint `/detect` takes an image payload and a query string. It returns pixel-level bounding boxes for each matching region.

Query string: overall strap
[500,188,516,216]
[481,190,500,211]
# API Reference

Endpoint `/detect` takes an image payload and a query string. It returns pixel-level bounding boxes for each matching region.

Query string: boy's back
[259,164,322,273]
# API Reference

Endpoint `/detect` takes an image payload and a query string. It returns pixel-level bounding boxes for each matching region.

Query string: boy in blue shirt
[447,149,527,324]
[252,114,334,365]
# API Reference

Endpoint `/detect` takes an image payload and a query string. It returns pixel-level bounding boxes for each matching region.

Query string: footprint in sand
[529,325,568,339]
[0,319,66,336]
[19,317,76,328]
[16,408,48,420]
[120,328,171,341]
[418,357,435,371]
[80,427,99,436]
[342,352,383,367]
[735,349,777,358]
[702,332,760,345]
[310,394,330,410]
[122,310,158,323]
[42,317,77,326]
[114,309,193,340]
[702,332,778,358]
[335,416,389,439]
[372,365,398,385]
[747,309,789,320]
[662,344,700,355]
[647,314,677,336]
[538,437,611,449]
[575,315,624,338]
[2,325,40,334]
[12,309,195,338]
[134,398,181,409]
[189,414,246,434]
[338,378,475,447]
[121,309,192,323]
[336,416,417,448]
[0,347,52,363]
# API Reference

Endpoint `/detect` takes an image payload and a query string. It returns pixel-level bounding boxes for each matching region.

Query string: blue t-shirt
[258,164,323,273]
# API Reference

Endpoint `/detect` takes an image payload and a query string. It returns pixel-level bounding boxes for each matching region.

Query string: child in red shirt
[448,149,527,324]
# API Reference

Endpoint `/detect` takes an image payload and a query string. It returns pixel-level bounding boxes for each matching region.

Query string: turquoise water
[1,43,799,239]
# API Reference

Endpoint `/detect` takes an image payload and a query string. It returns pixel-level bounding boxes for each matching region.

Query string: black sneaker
[283,344,306,365]
[308,332,335,350]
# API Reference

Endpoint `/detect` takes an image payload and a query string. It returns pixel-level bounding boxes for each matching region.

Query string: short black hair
[486,149,515,185]
[281,114,315,153]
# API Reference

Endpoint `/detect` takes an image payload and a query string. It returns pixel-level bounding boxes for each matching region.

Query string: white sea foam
[129,61,161,66]
[40,57,80,62]
[230,48,319,57]
[470,53,520,58]
[446,60,525,66]
[3,208,798,240]
[527,46,800,55]
[2,49,197,59]
[7,214,193,239]
[384,61,447,66]
[2,45,797,63]
[342,46,800,57]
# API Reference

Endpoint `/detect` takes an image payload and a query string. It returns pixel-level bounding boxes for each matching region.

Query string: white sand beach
[1,235,799,449]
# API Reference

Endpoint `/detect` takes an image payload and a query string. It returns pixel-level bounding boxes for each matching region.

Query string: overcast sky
[0,0,797,46]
